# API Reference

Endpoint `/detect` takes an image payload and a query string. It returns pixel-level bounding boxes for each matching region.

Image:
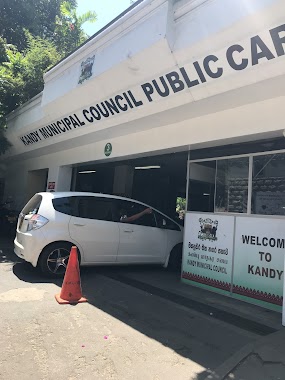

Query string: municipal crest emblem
[78,55,95,84]
[198,217,218,241]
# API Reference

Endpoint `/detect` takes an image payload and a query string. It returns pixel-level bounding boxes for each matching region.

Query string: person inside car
[120,207,153,223]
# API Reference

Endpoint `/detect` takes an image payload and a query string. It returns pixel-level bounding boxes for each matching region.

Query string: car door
[154,211,183,252]
[69,196,119,263]
[114,199,167,264]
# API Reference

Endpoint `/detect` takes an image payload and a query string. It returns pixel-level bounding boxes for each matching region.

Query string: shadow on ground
[3,237,258,380]
[0,234,19,264]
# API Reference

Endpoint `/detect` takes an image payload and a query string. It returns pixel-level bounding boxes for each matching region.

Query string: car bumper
[14,229,47,267]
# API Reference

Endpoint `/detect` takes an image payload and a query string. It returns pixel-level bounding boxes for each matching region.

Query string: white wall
[3,0,285,208]
[5,0,285,159]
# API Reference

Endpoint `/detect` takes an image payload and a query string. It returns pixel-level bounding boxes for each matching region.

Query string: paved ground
[0,236,282,380]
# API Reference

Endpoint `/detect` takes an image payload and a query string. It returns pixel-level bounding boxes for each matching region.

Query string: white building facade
[3,0,285,311]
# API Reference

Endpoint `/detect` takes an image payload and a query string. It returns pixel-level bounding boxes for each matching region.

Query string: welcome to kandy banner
[182,213,285,312]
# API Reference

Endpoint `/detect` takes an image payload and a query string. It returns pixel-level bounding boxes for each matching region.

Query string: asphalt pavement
[0,236,283,380]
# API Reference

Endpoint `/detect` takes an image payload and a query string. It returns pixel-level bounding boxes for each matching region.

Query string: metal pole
[185,148,191,212]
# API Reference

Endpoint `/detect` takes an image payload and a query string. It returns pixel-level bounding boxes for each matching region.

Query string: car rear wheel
[39,242,73,277]
[168,244,182,272]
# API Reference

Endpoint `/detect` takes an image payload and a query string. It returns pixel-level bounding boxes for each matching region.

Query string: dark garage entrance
[72,151,188,222]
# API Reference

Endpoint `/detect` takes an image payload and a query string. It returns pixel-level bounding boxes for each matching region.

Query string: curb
[204,328,285,380]
[204,342,255,380]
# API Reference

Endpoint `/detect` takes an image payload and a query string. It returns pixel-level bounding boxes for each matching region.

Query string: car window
[155,212,181,231]
[114,199,156,227]
[77,196,114,221]
[22,194,42,215]
[52,197,77,216]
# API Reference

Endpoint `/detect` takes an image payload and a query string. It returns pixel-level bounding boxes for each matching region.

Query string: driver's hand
[144,208,152,214]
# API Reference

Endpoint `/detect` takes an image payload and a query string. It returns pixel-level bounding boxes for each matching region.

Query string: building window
[215,157,249,213]
[252,153,285,216]
[188,152,285,216]
[187,161,215,212]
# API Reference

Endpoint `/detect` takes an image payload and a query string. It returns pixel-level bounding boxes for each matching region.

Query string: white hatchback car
[14,192,183,277]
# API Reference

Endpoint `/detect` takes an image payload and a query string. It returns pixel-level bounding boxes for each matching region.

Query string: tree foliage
[176,197,186,214]
[0,0,97,154]
[0,32,61,123]
[0,0,77,51]
[54,1,97,56]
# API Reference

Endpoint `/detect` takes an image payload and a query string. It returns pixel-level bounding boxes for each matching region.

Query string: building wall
[3,0,285,208]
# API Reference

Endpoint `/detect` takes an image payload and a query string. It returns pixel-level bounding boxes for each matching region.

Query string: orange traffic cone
[55,246,87,304]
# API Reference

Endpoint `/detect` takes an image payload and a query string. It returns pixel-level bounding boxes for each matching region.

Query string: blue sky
[77,0,134,36]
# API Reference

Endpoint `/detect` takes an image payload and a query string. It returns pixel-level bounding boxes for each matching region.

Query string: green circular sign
[104,143,112,157]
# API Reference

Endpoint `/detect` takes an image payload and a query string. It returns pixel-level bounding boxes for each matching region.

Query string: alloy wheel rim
[47,248,70,274]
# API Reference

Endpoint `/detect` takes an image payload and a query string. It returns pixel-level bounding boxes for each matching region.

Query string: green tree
[0,0,77,51]
[0,0,97,154]
[20,32,61,102]
[0,33,61,154]
[54,1,97,56]
[176,197,186,215]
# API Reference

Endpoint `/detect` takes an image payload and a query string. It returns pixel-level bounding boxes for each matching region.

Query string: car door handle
[123,229,134,233]
[73,223,85,227]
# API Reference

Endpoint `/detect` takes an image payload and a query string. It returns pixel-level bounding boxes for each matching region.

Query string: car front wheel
[38,242,74,277]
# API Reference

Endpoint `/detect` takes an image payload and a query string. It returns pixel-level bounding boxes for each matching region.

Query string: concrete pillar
[113,165,134,197]
[27,169,48,200]
[46,166,72,192]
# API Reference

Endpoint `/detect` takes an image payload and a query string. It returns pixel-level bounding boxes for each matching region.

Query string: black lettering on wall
[39,128,48,139]
[165,71,185,93]
[203,55,223,78]
[34,131,42,141]
[90,106,101,120]
[127,90,143,107]
[251,35,275,65]
[97,103,110,117]
[57,121,66,132]
[115,95,128,111]
[193,61,207,83]
[74,114,85,126]
[123,92,134,108]
[141,82,154,102]
[19,23,285,149]
[105,99,120,115]
[51,123,60,134]
[64,118,72,130]
[24,136,31,144]
[61,119,68,129]
[20,136,28,146]
[180,66,199,87]
[69,115,80,128]
[270,24,285,57]
[49,124,60,135]
[45,126,54,137]
[152,77,170,97]
[226,44,249,70]
[82,109,94,123]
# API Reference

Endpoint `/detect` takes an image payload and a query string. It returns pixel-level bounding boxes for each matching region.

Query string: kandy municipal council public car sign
[19,22,285,147]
